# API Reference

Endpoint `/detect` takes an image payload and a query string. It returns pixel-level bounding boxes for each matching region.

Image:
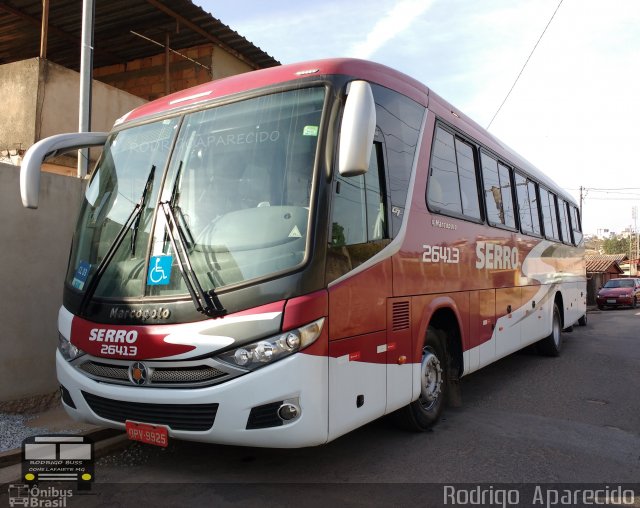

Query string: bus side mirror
[20,132,108,209]
[338,80,376,177]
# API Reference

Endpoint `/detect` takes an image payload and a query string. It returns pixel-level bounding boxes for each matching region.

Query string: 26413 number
[422,245,460,264]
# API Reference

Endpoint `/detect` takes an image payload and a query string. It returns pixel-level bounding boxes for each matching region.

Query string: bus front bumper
[56,350,329,448]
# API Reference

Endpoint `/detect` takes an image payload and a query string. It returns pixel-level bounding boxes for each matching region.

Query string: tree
[602,235,630,255]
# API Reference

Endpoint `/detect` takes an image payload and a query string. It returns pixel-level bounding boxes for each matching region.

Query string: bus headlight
[217,318,324,371]
[58,334,86,361]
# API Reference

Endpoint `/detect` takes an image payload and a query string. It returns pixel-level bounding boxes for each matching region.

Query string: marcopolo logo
[109,306,171,321]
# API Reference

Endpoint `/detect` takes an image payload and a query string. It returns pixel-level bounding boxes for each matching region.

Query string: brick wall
[94,43,215,101]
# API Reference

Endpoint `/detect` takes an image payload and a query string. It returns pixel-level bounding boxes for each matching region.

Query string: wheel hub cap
[420,349,443,407]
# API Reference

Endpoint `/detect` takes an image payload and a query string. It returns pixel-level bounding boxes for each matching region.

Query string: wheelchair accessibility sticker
[147,255,172,286]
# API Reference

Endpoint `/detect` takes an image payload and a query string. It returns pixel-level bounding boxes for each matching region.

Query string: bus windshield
[66,87,325,301]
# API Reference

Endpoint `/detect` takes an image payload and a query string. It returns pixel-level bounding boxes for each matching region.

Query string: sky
[196,0,640,236]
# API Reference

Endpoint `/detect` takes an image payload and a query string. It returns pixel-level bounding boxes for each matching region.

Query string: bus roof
[121,58,430,124]
[119,57,576,208]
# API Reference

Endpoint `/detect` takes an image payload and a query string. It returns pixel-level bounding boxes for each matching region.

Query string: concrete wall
[39,60,147,139]
[211,47,253,80]
[0,164,84,402]
[0,59,40,153]
[0,58,146,171]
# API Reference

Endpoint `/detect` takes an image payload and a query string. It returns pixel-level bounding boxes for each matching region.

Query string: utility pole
[579,186,583,219]
[78,0,95,178]
[633,206,638,276]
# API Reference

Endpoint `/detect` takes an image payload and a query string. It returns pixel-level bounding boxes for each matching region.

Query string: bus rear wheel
[538,303,563,356]
[393,326,448,431]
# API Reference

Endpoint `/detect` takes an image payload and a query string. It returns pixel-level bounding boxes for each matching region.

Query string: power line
[486,0,564,129]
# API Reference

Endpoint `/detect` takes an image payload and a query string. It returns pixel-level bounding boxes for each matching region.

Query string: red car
[596,278,640,309]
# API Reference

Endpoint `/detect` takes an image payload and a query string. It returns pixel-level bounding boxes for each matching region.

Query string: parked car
[596,278,640,309]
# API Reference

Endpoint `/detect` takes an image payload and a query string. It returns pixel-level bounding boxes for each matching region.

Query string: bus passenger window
[570,206,583,245]
[539,187,559,241]
[528,181,541,235]
[428,128,461,214]
[498,163,516,228]
[481,153,515,228]
[558,199,572,244]
[427,127,481,221]
[549,192,560,241]
[515,173,540,236]
[515,173,533,233]
[456,138,481,219]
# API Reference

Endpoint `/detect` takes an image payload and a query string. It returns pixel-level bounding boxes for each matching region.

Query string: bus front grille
[75,357,242,388]
[82,391,218,431]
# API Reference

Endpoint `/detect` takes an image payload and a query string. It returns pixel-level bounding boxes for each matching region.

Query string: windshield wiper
[78,166,156,317]
[166,161,195,247]
[160,200,227,318]
[131,165,156,256]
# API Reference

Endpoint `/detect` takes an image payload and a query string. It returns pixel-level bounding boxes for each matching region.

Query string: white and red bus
[20,58,585,448]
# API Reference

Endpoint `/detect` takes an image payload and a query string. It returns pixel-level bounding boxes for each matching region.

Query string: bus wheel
[538,303,563,357]
[393,326,448,431]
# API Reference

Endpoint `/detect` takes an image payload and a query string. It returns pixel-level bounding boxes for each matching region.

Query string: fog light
[278,403,300,421]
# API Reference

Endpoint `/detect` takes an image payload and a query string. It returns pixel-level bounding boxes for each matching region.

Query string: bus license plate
[607,299,616,304]
[126,421,168,448]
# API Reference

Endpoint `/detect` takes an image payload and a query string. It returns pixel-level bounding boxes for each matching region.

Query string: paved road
[4,307,639,507]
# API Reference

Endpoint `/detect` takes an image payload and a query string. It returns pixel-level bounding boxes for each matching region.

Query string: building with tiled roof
[585,254,626,306]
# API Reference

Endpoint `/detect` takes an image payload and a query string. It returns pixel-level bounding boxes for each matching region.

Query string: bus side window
[557,198,572,244]
[498,163,516,228]
[515,172,533,233]
[427,127,481,220]
[456,138,481,219]
[570,205,583,245]
[370,84,424,237]
[515,173,541,236]
[528,180,541,235]
[428,127,462,214]
[549,192,560,241]
[540,187,559,241]
[327,142,390,283]
[481,153,516,229]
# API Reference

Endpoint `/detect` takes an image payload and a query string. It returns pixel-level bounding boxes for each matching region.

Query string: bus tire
[393,326,448,431]
[538,303,563,357]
